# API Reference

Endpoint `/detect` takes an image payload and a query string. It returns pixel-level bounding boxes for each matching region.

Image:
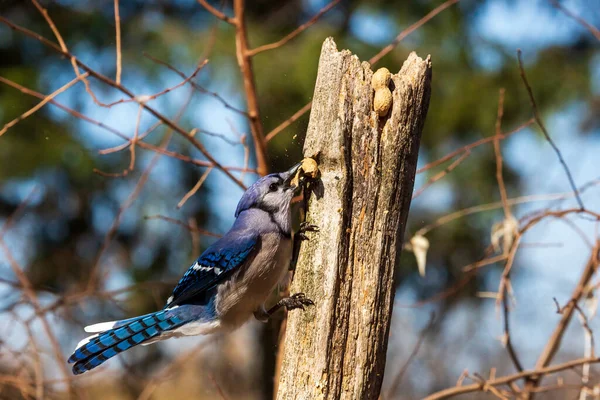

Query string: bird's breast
[216,232,292,329]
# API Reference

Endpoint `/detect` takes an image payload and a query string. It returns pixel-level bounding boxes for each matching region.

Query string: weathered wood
[276,37,432,400]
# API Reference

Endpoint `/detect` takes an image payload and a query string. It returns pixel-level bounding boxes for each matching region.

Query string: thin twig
[30,0,106,107]
[412,150,470,198]
[523,243,600,398]
[233,0,268,176]
[197,0,236,25]
[387,313,435,396]
[0,204,78,398]
[423,356,600,400]
[265,0,461,143]
[493,89,511,219]
[177,167,214,209]
[463,254,508,272]
[133,141,254,172]
[502,281,524,372]
[562,301,596,359]
[492,89,524,373]
[88,131,174,289]
[265,101,312,142]
[143,52,248,116]
[575,297,596,400]
[101,59,208,107]
[248,0,340,56]
[98,120,162,155]
[87,88,196,289]
[0,76,254,174]
[0,15,246,188]
[114,0,122,84]
[93,104,143,177]
[0,75,129,141]
[0,73,88,136]
[23,322,44,400]
[549,0,600,41]
[417,118,535,174]
[33,0,123,109]
[369,0,460,65]
[137,341,213,400]
[416,187,599,237]
[517,49,584,210]
[404,204,600,309]
[226,118,250,180]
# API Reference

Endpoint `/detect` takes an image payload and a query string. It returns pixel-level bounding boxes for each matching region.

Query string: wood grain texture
[276,37,431,400]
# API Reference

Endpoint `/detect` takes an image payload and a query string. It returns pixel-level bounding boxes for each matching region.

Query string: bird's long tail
[68,310,187,375]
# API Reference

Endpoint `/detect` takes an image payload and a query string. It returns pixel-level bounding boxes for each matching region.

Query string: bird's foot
[278,293,315,311]
[267,293,315,316]
[296,222,319,241]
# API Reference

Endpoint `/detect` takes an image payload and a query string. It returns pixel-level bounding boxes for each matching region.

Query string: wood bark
[276,38,432,399]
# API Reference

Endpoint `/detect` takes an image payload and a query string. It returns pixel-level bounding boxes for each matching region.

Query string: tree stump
[276,38,432,399]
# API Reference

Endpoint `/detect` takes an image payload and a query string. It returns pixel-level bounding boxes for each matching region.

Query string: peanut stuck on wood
[372,67,393,117]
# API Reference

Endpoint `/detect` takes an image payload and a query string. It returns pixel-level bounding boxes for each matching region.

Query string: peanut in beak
[290,157,319,188]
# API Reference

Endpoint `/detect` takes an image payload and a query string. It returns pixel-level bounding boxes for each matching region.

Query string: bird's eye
[269,182,278,192]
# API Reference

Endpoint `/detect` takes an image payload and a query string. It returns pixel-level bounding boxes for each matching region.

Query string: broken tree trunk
[276,38,432,400]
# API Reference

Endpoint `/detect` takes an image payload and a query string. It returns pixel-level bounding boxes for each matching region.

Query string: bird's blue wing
[166,230,259,307]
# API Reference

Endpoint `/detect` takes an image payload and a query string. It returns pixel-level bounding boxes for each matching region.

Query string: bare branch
[265,101,312,142]
[233,0,268,176]
[493,89,511,219]
[265,0,460,143]
[248,0,341,56]
[177,167,214,209]
[0,75,129,141]
[369,0,460,65]
[0,15,246,188]
[523,243,600,397]
[136,341,214,400]
[87,88,197,289]
[94,104,143,177]
[517,49,584,210]
[413,150,470,199]
[549,0,600,42]
[197,0,236,25]
[143,52,249,116]
[0,73,88,137]
[424,356,600,400]
[417,118,535,174]
[114,0,122,84]
[30,0,113,107]
[0,196,78,398]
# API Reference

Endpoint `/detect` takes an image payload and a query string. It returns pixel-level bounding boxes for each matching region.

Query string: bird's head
[235,163,302,217]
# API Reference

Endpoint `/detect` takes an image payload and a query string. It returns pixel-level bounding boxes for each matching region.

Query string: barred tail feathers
[68,310,186,375]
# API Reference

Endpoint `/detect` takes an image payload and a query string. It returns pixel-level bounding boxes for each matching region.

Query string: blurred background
[0,0,599,399]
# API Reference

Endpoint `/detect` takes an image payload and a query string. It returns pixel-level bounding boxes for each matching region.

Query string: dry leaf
[491,216,518,256]
[405,234,429,277]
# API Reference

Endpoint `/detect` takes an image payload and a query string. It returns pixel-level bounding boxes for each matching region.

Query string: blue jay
[68,163,317,375]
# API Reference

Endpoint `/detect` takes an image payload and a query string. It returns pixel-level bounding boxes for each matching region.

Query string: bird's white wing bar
[84,320,117,333]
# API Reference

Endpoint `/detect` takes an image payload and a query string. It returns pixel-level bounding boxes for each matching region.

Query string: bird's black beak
[282,162,302,190]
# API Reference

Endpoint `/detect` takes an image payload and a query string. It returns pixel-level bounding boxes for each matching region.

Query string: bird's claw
[297,232,309,241]
[299,222,319,232]
[297,222,319,241]
[280,292,315,311]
